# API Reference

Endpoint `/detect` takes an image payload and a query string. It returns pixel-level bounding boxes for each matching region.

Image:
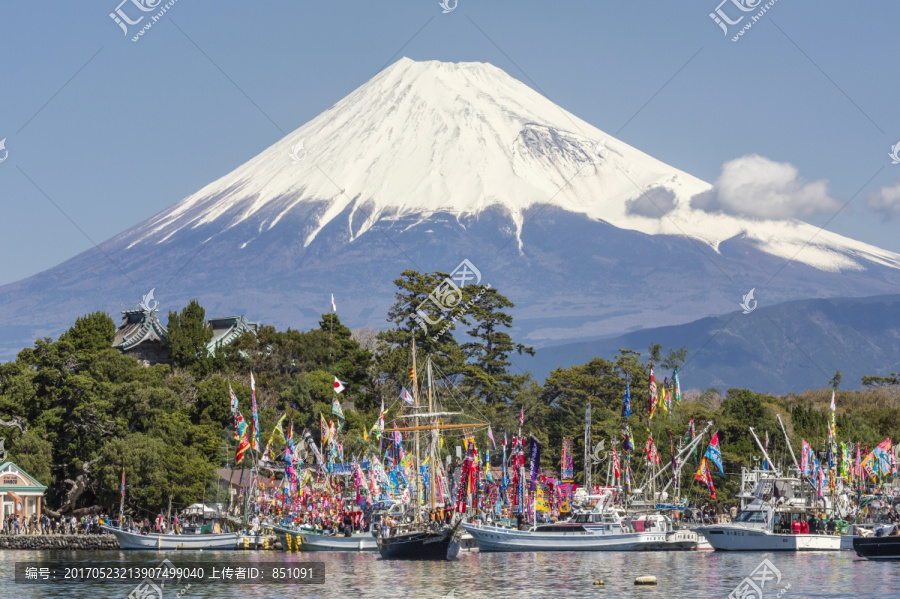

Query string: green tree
[167,300,213,373]
[460,286,534,405]
[58,311,116,353]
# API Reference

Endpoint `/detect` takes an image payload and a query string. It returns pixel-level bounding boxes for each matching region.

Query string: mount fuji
[2,58,900,368]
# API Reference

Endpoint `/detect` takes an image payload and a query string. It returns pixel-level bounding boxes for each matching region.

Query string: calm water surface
[1,548,897,598]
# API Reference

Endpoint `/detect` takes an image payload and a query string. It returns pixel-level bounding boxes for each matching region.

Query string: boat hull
[274,526,377,552]
[102,526,241,550]
[853,535,900,560]
[696,525,841,551]
[377,529,460,560]
[461,523,695,552]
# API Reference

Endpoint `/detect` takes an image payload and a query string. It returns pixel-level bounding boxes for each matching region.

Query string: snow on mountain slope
[120,58,900,273]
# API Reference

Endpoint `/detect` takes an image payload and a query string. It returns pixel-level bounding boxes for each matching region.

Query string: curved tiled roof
[113,309,167,351]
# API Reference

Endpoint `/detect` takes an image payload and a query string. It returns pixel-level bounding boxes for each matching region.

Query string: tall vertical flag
[250,372,260,452]
[621,423,633,452]
[519,407,525,429]
[644,434,661,466]
[488,426,496,450]
[229,386,239,440]
[622,375,631,419]
[663,377,672,418]
[235,411,251,464]
[648,363,658,419]
[672,366,682,405]
[762,431,770,470]
[704,432,725,476]
[829,390,837,438]
[561,437,574,482]
[695,457,716,498]
[331,293,337,313]
[612,445,621,481]
[528,436,541,492]
[264,413,286,461]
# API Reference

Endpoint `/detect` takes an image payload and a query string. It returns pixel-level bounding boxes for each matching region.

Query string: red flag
[612,446,621,480]
[519,408,524,428]
[644,434,662,466]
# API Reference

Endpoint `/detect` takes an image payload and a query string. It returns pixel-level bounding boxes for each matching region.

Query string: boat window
[734,510,767,523]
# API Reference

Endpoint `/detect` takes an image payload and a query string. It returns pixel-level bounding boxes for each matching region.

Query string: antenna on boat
[749,427,778,475]
[776,413,801,474]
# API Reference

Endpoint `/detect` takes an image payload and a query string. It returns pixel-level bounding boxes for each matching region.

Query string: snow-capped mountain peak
[122,57,898,272]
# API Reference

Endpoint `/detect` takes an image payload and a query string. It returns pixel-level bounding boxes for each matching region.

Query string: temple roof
[113,308,167,351]
[207,315,259,353]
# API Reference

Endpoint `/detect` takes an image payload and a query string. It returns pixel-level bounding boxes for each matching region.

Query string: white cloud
[625,187,677,218]
[865,180,900,221]
[692,154,841,220]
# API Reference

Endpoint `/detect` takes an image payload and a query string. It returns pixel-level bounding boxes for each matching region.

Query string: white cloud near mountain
[625,187,677,217]
[865,180,900,221]
[691,154,841,220]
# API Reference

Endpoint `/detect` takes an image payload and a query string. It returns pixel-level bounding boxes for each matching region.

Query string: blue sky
[1,0,898,286]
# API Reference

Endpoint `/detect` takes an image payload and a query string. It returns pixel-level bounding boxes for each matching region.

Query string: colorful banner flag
[528,436,541,492]
[320,414,331,445]
[622,375,631,419]
[705,431,725,476]
[695,457,716,498]
[332,395,345,420]
[235,411,250,464]
[662,377,671,417]
[250,372,260,452]
[648,363,658,419]
[488,426,496,450]
[519,407,525,428]
[673,367,682,404]
[622,423,633,452]
[561,437,574,482]
[644,433,662,466]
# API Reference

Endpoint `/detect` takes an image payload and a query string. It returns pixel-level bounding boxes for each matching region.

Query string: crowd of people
[777,513,840,534]
[1,513,114,535]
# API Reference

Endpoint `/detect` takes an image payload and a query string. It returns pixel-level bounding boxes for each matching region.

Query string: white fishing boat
[462,508,698,552]
[102,526,242,550]
[274,525,377,552]
[696,476,841,551]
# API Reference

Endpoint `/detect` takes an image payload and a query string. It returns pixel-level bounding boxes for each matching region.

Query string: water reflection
[1,549,897,598]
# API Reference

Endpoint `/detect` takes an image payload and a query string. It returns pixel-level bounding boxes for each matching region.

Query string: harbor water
[1,548,896,598]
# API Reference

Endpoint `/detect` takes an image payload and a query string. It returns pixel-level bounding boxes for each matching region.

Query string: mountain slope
[2,58,900,363]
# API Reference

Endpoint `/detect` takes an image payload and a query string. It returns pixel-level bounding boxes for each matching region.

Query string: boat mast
[411,338,422,521]
[427,358,436,511]
[584,402,592,491]
[749,427,778,475]
[776,413,801,474]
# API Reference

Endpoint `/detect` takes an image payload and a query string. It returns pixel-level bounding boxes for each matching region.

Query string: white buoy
[634,576,657,585]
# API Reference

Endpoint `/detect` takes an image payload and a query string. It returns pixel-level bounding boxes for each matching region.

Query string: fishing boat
[102,526,242,550]
[695,475,841,551]
[853,525,900,560]
[376,341,480,560]
[378,518,463,559]
[462,506,696,552]
[273,525,377,552]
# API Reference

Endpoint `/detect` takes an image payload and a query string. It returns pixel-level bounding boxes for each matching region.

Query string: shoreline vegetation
[1,270,898,519]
